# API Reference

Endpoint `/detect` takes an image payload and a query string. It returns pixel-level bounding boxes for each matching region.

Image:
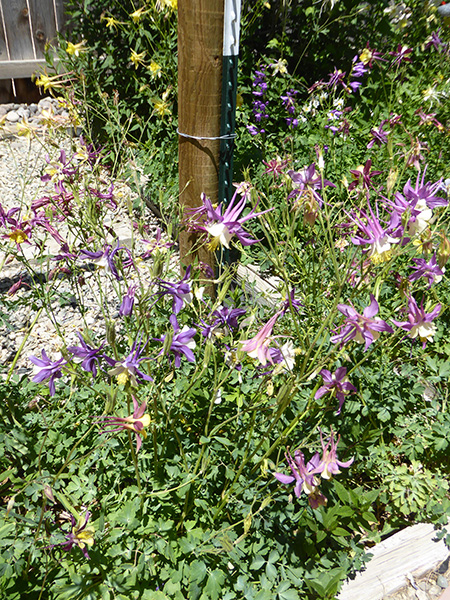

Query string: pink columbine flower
[239,311,282,366]
[330,295,393,351]
[95,395,150,452]
[316,428,354,480]
[392,296,441,348]
[315,367,357,414]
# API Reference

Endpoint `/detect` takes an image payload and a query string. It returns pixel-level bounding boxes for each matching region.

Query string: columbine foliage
[2,1,450,599]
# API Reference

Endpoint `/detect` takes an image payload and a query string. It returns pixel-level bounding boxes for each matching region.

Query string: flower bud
[438,232,450,268]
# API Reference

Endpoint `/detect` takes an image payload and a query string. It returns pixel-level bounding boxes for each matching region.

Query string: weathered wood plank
[0,58,46,78]
[338,523,450,600]
[0,3,9,61]
[1,0,35,60]
[28,0,58,55]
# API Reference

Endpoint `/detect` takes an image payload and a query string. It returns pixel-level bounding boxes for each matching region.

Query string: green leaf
[189,560,207,583]
[205,570,225,600]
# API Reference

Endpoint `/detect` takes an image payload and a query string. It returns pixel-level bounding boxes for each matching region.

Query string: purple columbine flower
[29,350,67,396]
[105,339,152,386]
[367,122,388,149]
[95,395,151,452]
[409,255,445,287]
[273,449,321,499]
[349,200,401,263]
[392,296,441,348]
[80,241,131,281]
[186,187,272,251]
[67,333,105,377]
[315,367,357,414]
[158,323,197,368]
[330,295,393,351]
[119,285,137,317]
[288,163,335,205]
[47,512,95,559]
[156,266,192,315]
[201,305,247,339]
[316,428,354,480]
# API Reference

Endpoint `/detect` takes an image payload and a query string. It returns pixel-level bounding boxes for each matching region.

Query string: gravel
[0,105,168,382]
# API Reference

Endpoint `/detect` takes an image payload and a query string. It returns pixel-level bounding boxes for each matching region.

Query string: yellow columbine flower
[153,98,171,117]
[149,61,162,79]
[16,119,38,138]
[34,72,65,93]
[130,49,146,68]
[66,40,87,56]
[101,14,121,29]
[130,7,147,22]
[155,0,177,12]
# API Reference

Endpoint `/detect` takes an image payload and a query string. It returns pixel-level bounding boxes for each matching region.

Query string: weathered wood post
[177,0,225,275]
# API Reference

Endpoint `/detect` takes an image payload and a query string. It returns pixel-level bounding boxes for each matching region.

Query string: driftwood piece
[338,523,450,600]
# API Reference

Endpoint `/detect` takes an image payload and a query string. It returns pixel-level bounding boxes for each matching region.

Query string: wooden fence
[0,0,65,81]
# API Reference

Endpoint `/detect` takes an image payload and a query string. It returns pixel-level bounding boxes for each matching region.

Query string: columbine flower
[201,305,247,339]
[349,200,401,263]
[119,285,137,317]
[29,350,67,396]
[315,367,357,414]
[367,122,388,149]
[268,340,296,373]
[157,324,196,368]
[288,163,335,223]
[273,449,321,499]
[156,266,192,315]
[66,40,87,56]
[96,396,151,452]
[348,159,382,195]
[409,255,445,287]
[263,157,289,178]
[316,429,354,480]
[149,61,162,79]
[331,295,393,351]
[48,512,95,559]
[389,44,413,67]
[240,311,281,366]
[106,339,152,386]
[130,49,146,68]
[186,188,271,251]
[80,241,131,280]
[359,43,385,68]
[392,296,441,348]
[67,333,105,377]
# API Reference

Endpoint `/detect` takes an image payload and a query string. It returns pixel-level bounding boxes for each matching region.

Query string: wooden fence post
[177,0,224,277]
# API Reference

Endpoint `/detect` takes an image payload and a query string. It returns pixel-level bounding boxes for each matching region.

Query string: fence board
[1,0,35,61]
[29,0,59,55]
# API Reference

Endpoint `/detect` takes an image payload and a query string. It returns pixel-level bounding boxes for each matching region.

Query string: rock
[437,575,448,588]
[28,103,38,114]
[418,581,432,592]
[17,107,30,119]
[6,111,20,123]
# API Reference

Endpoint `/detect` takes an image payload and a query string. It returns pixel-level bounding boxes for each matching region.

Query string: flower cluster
[273,429,354,508]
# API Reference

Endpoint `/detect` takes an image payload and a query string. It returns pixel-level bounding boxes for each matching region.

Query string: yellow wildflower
[155,0,177,12]
[101,14,121,29]
[34,71,65,93]
[130,49,146,68]
[149,61,162,79]
[153,99,171,117]
[130,7,147,22]
[66,40,87,56]
[16,119,39,138]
